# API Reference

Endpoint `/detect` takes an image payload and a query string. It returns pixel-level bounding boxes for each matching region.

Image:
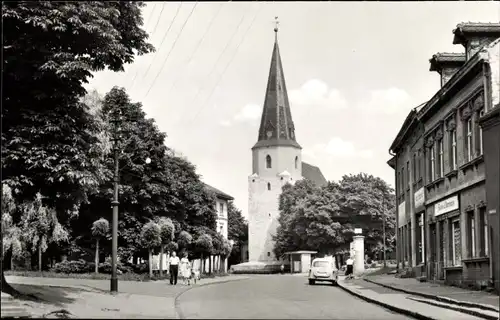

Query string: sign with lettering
[398,202,406,226]
[414,188,425,208]
[435,195,459,217]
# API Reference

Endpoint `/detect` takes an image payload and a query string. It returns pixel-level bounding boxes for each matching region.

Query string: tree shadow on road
[11,283,80,307]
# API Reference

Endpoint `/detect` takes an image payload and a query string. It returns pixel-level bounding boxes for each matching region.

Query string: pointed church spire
[253,18,301,150]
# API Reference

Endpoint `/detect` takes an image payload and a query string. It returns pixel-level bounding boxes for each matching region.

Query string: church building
[248,25,327,263]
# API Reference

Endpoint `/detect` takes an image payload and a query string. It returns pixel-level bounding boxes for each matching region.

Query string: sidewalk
[337,276,499,320]
[4,274,249,318]
[365,274,499,312]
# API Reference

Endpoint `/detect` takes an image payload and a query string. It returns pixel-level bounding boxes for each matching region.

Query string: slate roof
[253,29,301,150]
[203,182,234,201]
[429,52,466,72]
[453,22,500,44]
[302,162,327,187]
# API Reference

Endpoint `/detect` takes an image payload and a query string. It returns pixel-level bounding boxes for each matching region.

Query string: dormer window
[266,155,272,168]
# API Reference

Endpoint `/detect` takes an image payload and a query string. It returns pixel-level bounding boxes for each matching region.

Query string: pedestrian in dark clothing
[169,251,180,285]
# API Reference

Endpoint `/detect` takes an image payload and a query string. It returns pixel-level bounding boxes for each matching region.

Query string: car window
[313,261,330,268]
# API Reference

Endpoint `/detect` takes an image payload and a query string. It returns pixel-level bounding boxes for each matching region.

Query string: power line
[142,2,199,101]
[143,3,157,30]
[150,2,166,38]
[123,3,158,89]
[179,7,249,123]
[129,3,183,92]
[164,2,225,99]
[187,4,263,126]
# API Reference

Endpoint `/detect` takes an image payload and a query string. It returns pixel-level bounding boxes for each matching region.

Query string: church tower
[248,22,302,262]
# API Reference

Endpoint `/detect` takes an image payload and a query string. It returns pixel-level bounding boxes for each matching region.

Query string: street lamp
[109,108,151,293]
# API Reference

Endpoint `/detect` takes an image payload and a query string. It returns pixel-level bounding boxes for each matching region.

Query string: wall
[215,198,229,240]
[481,107,500,293]
[248,145,302,262]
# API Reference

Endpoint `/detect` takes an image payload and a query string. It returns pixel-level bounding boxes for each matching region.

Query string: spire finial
[274,16,279,34]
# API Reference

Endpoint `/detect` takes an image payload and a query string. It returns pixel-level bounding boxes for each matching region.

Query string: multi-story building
[388,22,500,293]
[203,183,234,272]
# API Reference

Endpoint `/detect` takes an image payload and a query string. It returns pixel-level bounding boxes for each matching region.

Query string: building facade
[248,27,327,262]
[203,183,234,273]
[388,23,500,293]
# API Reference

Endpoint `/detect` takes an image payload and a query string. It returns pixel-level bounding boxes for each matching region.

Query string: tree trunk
[148,248,153,278]
[200,253,204,274]
[95,239,100,274]
[10,254,14,271]
[208,254,212,275]
[159,245,164,277]
[38,243,42,272]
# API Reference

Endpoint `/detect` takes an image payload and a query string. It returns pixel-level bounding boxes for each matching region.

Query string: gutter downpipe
[389,149,399,271]
[481,59,495,285]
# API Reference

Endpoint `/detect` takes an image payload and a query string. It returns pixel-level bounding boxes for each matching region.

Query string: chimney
[453,22,500,60]
[429,53,466,87]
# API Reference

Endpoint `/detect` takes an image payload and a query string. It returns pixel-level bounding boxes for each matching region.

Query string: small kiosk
[283,250,318,273]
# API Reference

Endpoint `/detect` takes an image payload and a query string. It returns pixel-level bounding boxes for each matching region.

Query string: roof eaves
[418,51,487,121]
[389,109,417,153]
[453,22,500,45]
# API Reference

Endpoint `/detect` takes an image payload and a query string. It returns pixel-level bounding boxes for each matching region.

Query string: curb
[407,296,499,320]
[174,276,250,319]
[337,281,435,320]
[363,278,499,313]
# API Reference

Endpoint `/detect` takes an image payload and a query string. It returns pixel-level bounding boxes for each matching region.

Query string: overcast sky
[85,1,500,219]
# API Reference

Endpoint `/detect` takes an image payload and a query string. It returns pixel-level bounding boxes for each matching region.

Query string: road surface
[175,275,413,319]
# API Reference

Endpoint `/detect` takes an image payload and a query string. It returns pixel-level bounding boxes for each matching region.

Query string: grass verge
[5,270,229,282]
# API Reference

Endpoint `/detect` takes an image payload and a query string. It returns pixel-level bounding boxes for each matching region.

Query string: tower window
[267,182,271,190]
[269,213,271,217]
[280,177,283,180]
[266,155,272,168]
[267,252,271,257]
[252,179,255,183]
[295,156,298,169]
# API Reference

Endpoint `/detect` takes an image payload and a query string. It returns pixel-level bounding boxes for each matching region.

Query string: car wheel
[332,280,338,286]
[309,279,315,285]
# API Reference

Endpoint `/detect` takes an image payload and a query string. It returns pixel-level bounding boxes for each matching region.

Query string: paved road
[176,275,413,319]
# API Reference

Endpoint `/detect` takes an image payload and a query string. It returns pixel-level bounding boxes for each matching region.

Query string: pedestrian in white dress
[180,253,192,285]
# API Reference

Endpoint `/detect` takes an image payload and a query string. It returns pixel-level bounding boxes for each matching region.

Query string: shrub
[51,259,92,274]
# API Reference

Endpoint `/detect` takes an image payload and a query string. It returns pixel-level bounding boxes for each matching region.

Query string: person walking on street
[180,253,192,285]
[169,251,180,285]
[345,256,354,280]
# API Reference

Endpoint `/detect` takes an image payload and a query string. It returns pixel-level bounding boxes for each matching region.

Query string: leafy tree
[177,230,193,255]
[78,87,217,261]
[274,174,396,260]
[220,238,233,273]
[19,194,69,272]
[156,217,175,276]
[1,185,25,296]
[211,232,224,273]
[194,233,213,274]
[140,221,161,278]
[227,201,247,266]
[1,1,152,293]
[274,180,320,258]
[91,218,109,273]
[336,173,396,258]
[166,241,179,254]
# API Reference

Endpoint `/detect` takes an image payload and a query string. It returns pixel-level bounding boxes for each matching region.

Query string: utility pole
[382,190,387,268]
[110,108,122,293]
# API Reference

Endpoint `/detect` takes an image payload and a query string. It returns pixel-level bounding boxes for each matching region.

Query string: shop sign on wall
[435,195,459,217]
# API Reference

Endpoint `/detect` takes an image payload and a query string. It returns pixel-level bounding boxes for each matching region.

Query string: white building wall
[248,145,302,262]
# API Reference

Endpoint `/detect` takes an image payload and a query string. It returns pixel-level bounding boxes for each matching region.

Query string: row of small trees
[90,216,233,278]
